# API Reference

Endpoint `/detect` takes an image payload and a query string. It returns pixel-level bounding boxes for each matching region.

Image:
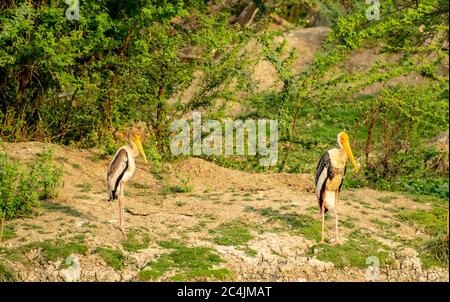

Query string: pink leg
[118,182,125,235]
[320,191,326,243]
[334,190,339,242]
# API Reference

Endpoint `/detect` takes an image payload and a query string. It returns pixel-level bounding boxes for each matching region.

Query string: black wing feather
[107,149,129,201]
[315,152,332,213]
[338,165,347,193]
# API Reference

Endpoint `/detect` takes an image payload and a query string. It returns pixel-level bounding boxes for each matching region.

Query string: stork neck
[129,139,140,157]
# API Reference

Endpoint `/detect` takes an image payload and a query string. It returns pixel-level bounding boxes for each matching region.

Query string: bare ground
[0,142,448,282]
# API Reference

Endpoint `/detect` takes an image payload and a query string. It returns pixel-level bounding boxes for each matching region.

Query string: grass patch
[41,200,83,217]
[70,163,81,170]
[74,194,92,200]
[122,228,150,252]
[138,240,232,281]
[130,182,151,189]
[0,260,18,282]
[175,201,187,207]
[4,235,88,263]
[243,247,257,257]
[76,183,93,193]
[397,202,447,236]
[307,230,391,268]
[371,218,398,230]
[209,221,253,246]
[377,195,397,203]
[246,206,321,241]
[33,235,87,262]
[163,178,192,194]
[1,224,17,241]
[95,247,125,270]
[418,232,449,269]
[341,217,357,229]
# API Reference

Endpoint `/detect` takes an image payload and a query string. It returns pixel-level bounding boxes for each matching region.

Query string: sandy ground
[0,142,448,282]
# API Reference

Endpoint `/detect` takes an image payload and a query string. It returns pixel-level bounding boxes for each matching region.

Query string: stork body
[107,128,147,234]
[315,132,359,243]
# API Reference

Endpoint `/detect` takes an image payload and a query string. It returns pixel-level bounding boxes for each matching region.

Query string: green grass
[95,247,125,270]
[33,235,87,262]
[409,231,449,269]
[70,163,81,170]
[3,235,88,263]
[1,224,17,241]
[41,200,83,217]
[377,195,398,203]
[76,183,93,193]
[208,220,257,256]
[1,149,62,219]
[138,240,233,281]
[370,218,398,230]
[163,178,192,194]
[242,247,257,257]
[74,194,92,200]
[307,230,391,268]
[246,206,322,241]
[130,182,151,189]
[209,221,253,246]
[122,228,150,252]
[175,201,187,207]
[397,202,447,236]
[0,260,18,282]
[341,217,357,229]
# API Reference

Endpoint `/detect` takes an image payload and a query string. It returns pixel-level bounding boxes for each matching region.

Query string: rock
[307,258,333,272]
[60,254,81,282]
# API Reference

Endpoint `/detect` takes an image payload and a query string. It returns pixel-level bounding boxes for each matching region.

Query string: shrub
[0,148,62,218]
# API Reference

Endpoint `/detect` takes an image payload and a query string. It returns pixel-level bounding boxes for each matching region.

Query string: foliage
[0,148,63,218]
[0,0,256,152]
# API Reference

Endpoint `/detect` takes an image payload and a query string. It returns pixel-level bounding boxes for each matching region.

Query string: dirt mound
[171,157,313,192]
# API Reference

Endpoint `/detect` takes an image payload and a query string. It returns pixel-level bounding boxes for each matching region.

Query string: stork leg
[118,182,125,236]
[320,191,326,243]
[334,190,339,244]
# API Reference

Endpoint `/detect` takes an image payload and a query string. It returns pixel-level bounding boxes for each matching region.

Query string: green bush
[0,149,63,218]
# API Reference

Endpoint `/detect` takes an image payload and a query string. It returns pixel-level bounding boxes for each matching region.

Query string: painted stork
[107,127,147,234]
[315,131,359,243]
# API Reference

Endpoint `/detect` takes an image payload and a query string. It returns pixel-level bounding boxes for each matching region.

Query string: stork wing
[107,148,129,199]
[338,165,347,192]
[315,151,331,209]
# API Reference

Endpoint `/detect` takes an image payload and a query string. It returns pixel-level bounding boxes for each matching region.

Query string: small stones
[307,258,334,272]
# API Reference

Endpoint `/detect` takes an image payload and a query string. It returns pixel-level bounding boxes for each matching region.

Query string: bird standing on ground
[315,131,359,243]
[107,127,147,234]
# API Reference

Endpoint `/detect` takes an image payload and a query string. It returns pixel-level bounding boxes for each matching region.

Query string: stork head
[337,131,359,172]
[128,127,148,164]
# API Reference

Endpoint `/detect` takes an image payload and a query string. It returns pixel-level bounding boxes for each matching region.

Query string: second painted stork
[107,127,147,234]
[315,131,359,243]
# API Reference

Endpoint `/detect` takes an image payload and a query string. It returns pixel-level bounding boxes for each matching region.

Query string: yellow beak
[135,137,148,164]
[343,140,359,173]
